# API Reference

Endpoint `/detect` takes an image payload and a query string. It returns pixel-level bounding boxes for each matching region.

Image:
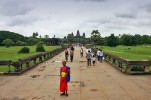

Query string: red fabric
[60,66,68,92]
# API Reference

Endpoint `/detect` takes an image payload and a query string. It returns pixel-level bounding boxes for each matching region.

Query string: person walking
[70,49,74,62]
[80,47,83,57]
[71,46,74,51]
[99,49,103,63]
[86,50,92,66]
[92,55,97,66]
[65,48,69,62]
[60,61,70,96]
[97,49,101,61]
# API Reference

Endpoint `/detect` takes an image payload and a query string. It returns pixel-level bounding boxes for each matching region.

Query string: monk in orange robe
[60,61,70,96]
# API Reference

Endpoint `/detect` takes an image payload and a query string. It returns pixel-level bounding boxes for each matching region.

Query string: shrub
[36,41,45,52]
[18,47,30,53]
[130,66,144,71]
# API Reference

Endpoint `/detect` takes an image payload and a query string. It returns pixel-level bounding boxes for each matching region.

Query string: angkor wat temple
[71,30,86,42]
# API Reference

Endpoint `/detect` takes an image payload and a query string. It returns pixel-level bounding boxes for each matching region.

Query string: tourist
[65,48,69,62]
[86,48,90,54]
[99,49,104,63]
[92,55,97,66]
[70,49,74,62]
[86,50,92,66]
[60,61,70,96]
[71,46,74,51]
[80,47,83,57]
[97,49,101,61]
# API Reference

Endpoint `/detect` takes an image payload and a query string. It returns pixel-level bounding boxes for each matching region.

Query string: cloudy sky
[0,0,151,38]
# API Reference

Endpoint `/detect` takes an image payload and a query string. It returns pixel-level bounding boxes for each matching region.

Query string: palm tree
[91,30,101,44]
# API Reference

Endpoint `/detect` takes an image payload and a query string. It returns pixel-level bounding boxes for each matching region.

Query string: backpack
[66,66,70,82]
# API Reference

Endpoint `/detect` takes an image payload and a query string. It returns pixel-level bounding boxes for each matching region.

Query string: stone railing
[0,60,12,72]
[103,52,151,74]
[0,47,65,75]
[89,47,151,75]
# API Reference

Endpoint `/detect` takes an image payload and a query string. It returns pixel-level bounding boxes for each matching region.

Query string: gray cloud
[142,4,151,13]
[0,0,151,37]
[137,0,151,12]
[0,0,32,16]
[115,12,137,19]
[78,0,106,2]
[7,17,37,26]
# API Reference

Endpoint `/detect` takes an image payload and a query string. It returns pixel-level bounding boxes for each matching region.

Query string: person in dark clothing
[70,49,74,62]
[65,48,69,62]
[86,50,92,66]
[71,46,74,51]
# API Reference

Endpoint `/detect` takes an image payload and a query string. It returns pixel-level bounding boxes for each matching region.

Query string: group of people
[60,45,104,97]
[64,46,74,62]
[59,45,75,97]
[86,48,104,66]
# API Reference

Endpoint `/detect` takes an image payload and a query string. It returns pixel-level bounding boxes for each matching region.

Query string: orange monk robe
[60,66,70,92]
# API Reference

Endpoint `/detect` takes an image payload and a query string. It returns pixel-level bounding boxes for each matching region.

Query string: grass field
[97,45,151,60]
[97,45,151,71]
[0,46,61,72]
[0,46,61,61]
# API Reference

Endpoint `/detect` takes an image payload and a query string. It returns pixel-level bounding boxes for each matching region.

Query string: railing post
[26,62,29,68]
[18,59,23,70]
[125,64,130,73]
[118,62,121,68]
[39,56,42,62]
[44,55,46,60]
[34,58,36,64]
[113,59,116,64]
[14,61,21,72]
[8,60,11,72]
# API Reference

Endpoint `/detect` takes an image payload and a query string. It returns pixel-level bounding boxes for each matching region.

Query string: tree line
[90,30,151,47]
[0,31,60,47]
[1,30,150,47]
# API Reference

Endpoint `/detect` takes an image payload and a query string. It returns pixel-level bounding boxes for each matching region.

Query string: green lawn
[0,46,61,61]
[0,46,61,72]
[97,45,151,60]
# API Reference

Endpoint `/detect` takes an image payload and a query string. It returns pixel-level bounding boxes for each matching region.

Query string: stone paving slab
[0,47,151,100]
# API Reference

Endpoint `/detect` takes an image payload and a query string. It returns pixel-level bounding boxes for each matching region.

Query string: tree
[64,36,67,40]
[0,31,25,45]
[67,34,75,43]
[133,34,142,45]
[36,41,45,52]
[20,42,27,46]
[27,38,39,46]
[131,36,137,46]
[2,39,14,47]
[97,38,106,45]
[32,32,38,38]
[16,41,27,46]
[107,34,118,47]
[16,41,22,46]
[142,35,150,44]
[44,35,49,39]
[90,30,101,45]
[80,38,86,45]
[120,34,132,46]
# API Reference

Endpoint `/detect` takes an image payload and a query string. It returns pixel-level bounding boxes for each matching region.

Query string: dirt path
[0,47,151,100]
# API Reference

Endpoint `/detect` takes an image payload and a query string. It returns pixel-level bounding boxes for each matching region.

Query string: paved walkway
[0,47,151,100]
